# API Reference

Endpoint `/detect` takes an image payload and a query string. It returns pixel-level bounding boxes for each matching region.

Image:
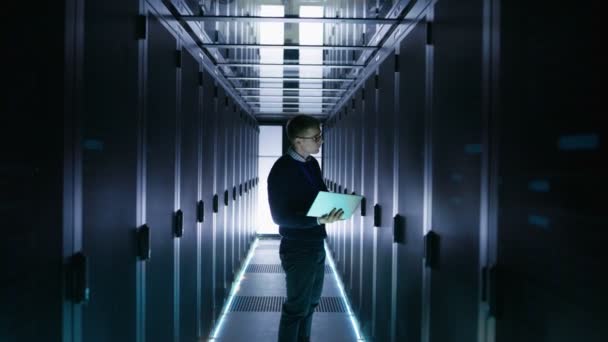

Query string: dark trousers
[278,247,326,342]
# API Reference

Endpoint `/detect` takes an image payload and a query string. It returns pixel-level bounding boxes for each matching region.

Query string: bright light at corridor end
[209,238,260,340]
[324,242,365,341]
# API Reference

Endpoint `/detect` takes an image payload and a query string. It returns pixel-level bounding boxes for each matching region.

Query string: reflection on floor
[208,236,362,342]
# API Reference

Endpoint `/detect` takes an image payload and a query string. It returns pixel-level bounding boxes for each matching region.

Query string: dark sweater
[267,154,328,250]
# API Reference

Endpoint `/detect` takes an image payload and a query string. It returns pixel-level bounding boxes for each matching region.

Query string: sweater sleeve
[267,164,319,229]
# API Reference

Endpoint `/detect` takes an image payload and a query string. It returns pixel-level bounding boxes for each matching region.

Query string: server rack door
[338,119,343,268]
[348,106,357,297]
[257,126,260,237]
[200,70,215,338]
[234,116,240,267]
[372,54,396,342]
[243,123,248,244]
[351,91,365,315]
[240,118,246,259]
[244,124,250,243]
[245,124,251,241]
[178,48,200,341]
[360,75,377,338]
[229,108,237,283]
[334,120,339,257]
[248,124,253,241]
[428,2,483,341]
[144,15,178,342]
[330,122,337,255]
[333,122,339,250]
[244,122,249,250]
[329,123,335,247]
[336,119,343,267]
[326,125,333,246]
[253,127,259,238]
[340,116,348,277]
[333,122,338,250]
[243,122,248,249]
[256,124,259,239]
[329,124,334,190]
[214,88,227,313]
[339,116,346,279]
[494,2,603,341]
[323,121,333,244]
[344,110,353,291]
[225,104,234,288]
[241,123,247,245]
[393,21,427,342]
[3,3,76,341]
[325,124,329,184]
[236,116,243,264]
[80,1,138,340]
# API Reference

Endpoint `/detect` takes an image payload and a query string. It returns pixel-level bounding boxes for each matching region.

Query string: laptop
[306,191,363,220]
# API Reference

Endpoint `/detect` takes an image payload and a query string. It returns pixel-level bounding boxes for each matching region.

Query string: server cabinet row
[2,2,260,341]
[322,1,601,341]
[82,8,260,341]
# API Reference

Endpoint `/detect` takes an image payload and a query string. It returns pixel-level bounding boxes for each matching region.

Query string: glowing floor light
[208,238,260,340]
[324,242,365,341]
[209,237,364,341]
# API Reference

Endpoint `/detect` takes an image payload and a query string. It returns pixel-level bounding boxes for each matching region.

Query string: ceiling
[175,0,407,122]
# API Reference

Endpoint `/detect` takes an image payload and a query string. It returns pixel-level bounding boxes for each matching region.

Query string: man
[267,115,344,342]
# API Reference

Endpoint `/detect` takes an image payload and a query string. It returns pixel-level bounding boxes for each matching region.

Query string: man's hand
[318,208,344,224]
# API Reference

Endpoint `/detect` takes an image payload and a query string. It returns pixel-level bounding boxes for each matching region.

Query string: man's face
[296,126,323,155]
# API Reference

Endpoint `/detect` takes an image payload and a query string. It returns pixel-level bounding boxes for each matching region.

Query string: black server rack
[490,2,604,341]
[245,122,250,247]
[79,0,140,340]
[215,87,227,316]
[393,19,427,342]
[178,47,201,342]
[326,119,334,249]
[210,81,221,323]
[360,76,377,339]
[225,101,234,289]
[349,106,356,286]
[333,114,340,265]
[341,109,349,280]
[199,69,216,339]
[373,53,397,342]
[351,90,365,316]
[144,14,178,342]
[427,1,484,341]
[235,113,243,266]
[244,122,250,249]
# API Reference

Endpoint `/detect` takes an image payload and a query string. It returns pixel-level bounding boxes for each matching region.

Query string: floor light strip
[324,242,365,341]
[209,237,260,340]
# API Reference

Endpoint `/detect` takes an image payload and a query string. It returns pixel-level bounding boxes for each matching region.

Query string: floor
[209,236,361,342]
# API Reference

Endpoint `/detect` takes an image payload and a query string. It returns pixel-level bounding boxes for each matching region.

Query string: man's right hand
[318,208,344,224]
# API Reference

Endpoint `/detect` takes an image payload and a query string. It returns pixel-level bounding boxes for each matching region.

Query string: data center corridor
[1,1,602,342]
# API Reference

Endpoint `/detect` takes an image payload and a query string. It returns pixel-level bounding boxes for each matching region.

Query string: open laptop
[306,191,363,220]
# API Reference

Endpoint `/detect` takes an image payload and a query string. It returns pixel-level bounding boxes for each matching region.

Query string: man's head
[286,115,323,157]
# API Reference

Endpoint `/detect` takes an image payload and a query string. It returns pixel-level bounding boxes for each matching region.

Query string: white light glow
[209,238,260,340]
[260,5,285,113]
[299,6,324,114]
[324,242,365,341]
[208,238,363,340]
[257,126,283,234]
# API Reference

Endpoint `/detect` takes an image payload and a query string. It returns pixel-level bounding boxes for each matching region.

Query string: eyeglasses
[295,133,323,143]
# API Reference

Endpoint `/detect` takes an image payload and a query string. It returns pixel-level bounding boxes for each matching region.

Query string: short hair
[286,115,321,144]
